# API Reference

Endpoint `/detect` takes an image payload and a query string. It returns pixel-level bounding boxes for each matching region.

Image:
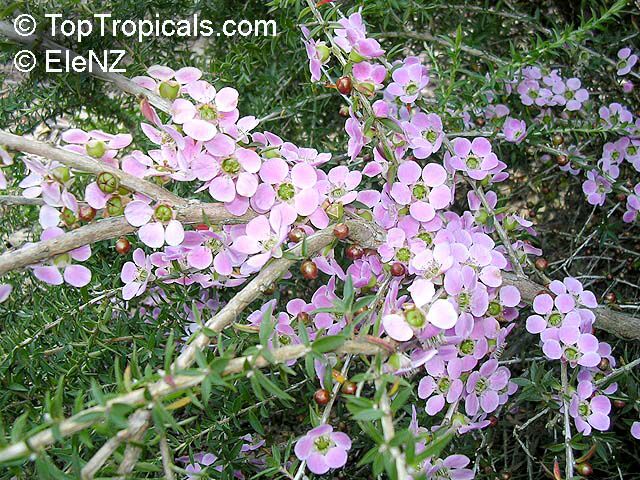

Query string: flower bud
[326,202,344,221]
[86,139,107,159]
[336,76,352,95]
[348,49,365,63]
[97,172,119,194]
[316,44,331,63]
[78,205,96,222]
[159,80,180,100]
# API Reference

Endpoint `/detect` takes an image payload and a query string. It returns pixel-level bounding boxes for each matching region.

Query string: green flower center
[475,378,487,393]
[628,146,637,156]
[424,129,438,143]
[314,435,333,454]
[53,253,71,267]
[277,183,295,201]
[199,103,218,121]
[458,292,471,312]
[206,237,223,253]
[331,187,346,199]
[466,155,480,169]
[137,268,149,282]
[106,196,124,216]
[548,312,562,327]
[412,184,428,200]
[460,339,475,355]
[565,346,580,361]
[437,377,451,393]
[262,238,277,251]
[417,232,433,245]
[154,205,173,222]
[396,247,411,263]
[222,158,240,175]
[578,402,590,417]
[488,301,502,317]
[405,83,419,95]
[279,335,291,345]
[405,309,426,328]
[565,90,574,100]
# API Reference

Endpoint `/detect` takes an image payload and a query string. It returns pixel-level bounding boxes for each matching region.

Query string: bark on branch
[0,203,256,276]
[0,129,183,206]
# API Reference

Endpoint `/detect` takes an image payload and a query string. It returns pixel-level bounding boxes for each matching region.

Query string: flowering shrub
[0,1,639,479]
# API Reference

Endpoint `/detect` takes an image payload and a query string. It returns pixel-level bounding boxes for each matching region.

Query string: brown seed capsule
[288,227,305,243]
[475,117,486,127]
[535,258,549,271]
[314,389,330,406]
[341,381,357,395]
[552,134,565,146]
[575,462,593,476]
[78,205,96,222]
[333,223,350,240]
[500,472,512,480]
[604,292,617,304]
[528,209,537,218]
[556,154,569,166]
[345,245,364,261]
[390,262,406,277]
[598,357,610,371]
[297,311,310,324]
[613,399,626,408]
[339,105,350,117]
[115,237,131,255]
[263,283,276,295]
[336,76,353,95]
[301,260,319,280]
[488,415,498,427]
[616,193,627,203]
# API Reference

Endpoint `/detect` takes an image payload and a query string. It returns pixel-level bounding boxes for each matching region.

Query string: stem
[561,361,574,479]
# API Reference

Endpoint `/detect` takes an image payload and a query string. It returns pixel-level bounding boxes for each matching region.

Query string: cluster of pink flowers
[2,6,637,479]
[527,278,617,436]
[511,66,589,111]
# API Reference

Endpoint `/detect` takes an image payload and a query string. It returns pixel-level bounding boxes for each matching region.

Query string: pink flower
[31,227,91,287]
[617,47,638,76]
[294,425,351,475]
[132,65,202,96]
[333,11,384,60]
[390,160,451,222]
[198,147,262,215]
[120,248,154,300]
[386,60,429,103]
[182,227,245,276]
[352,61,387,93]
[502,117,527,143]
[62,128,131,167]
[449,137,500,181]
[232,212,289,275]
[569,382,611,436]
[124,199,184,249]
[301,26,331,81]
[252,159,320,220]
[171,80,239,141]
[403,112,444,159]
